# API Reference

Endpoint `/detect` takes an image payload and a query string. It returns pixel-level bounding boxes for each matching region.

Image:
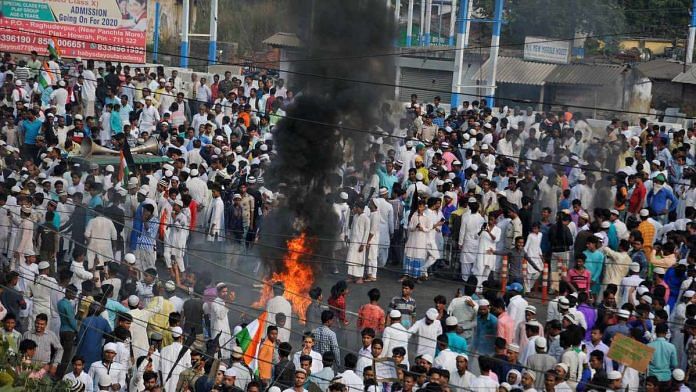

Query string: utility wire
[5,25,696,120]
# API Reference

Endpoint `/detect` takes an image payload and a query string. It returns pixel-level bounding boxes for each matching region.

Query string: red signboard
[0,0,147,63]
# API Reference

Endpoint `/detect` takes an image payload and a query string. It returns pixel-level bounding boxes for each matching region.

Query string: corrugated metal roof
[636,59,689,80]
[263,32,303,48]
[474,57,557,86]
[545,63,627,86]
[672,68,696,84]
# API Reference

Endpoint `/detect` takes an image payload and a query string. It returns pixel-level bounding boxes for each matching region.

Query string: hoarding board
[524,36,571,64]
[0,0,147,63]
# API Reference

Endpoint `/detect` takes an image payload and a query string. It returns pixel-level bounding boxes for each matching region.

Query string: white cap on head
[421,354,433,364]
[128,295,140,307]
[268,387,282,392]
[124,253,136,264]
[673,369,686,381]
[535,337,547,349]
[629,262,640,272]
[507,343,520,352]
[607,370,622,380]
[478,299,490,307]
[103,342,118,352]
[224,367,238,378]
[105,165,115,172]
[38,261,50,270]
[523,370,536,381]
[556,363,569,374]
[525,305,537,314]
[165,280,176,292]
[425,308,439,320]
[640,209,649,217]
[389,310,402,319]
[653,267,666,275]
[618,309,630,319]
[601,221,610,229]
[171,326,183,338]
[445,316,458,326]
[609,209,619,216]
[339,192,348,200]
[685,290,696,298]
[415,173,424,181]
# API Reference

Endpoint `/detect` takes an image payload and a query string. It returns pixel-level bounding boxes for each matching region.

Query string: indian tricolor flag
[118,149,129,187]
[234,311,268,371]
[47,37,62,60]
[119,140,135,187]
[38,62,56,89]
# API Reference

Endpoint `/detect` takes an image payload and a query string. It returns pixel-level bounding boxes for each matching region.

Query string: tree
[474,0,626,44]
[621,0,691,39]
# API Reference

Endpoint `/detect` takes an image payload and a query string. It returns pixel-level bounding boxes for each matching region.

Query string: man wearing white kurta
[206,186,225,252]
[346,204,370,283]
[127,295,150,360]
[458,199,486,281]
[381,310,410,364]
[84,213,117,269]
[31,261,61,329]
[266,282,292,343]
[209,284,232,358]
[374,188,394,267]
[159,326,190,392]
[365,201,381,281]
[164,201,189,276]
[473,215,501,283]
[138,97,160,132]
[570,174,592,212]
[407,308,443,358]
[332,193,351,272]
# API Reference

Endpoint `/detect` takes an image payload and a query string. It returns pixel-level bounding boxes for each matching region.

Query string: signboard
[607,333,655,372]
[524,36,571,64]
[0,0,147,63]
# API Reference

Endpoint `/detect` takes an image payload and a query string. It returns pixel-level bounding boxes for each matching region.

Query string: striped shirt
[22,330,63,365]
[137,217,158,250]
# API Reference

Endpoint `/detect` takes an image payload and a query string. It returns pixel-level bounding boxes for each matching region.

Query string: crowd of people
[0,50,695,392]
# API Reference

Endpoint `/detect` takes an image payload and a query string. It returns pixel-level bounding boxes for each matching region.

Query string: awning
[473,57,557,86]
[263,32,303,48]
[545,63,627,86]
[636,59,689,81]
[672,70,696,85]
[68,155,171,167]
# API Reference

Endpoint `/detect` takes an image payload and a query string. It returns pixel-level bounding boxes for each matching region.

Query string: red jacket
[628,181,646,214]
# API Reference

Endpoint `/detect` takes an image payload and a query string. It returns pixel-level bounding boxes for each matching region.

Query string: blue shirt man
[57,294,78,333]
[647,177,678,217]
[474,301,497,356]
[648,325,677,382]
[22,117,42,145]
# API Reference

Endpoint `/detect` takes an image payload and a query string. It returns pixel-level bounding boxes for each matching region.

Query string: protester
[0,51,695,392]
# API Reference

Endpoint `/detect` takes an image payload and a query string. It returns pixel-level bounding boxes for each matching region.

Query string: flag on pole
[47,37,62,60]
[38,62,56,89]
[119,139,135,187]
[234,311,268,372]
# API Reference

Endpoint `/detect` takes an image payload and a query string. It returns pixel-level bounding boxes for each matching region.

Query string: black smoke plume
[262,0,395,270]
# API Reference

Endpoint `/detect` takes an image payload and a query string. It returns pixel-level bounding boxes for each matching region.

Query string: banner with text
[0,0,148,63]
